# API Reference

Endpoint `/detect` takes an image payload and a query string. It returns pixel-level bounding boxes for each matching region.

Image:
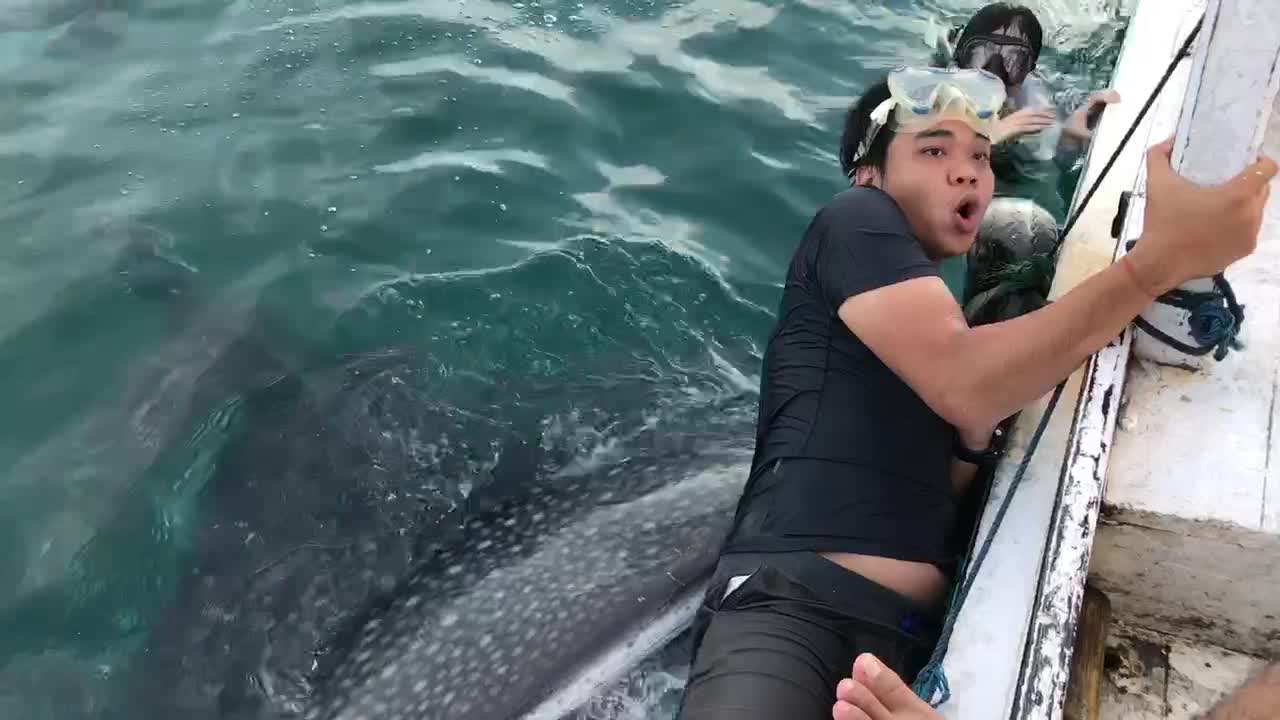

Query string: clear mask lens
[850,66,1007,171]
[887,66,1006,122]
[959,37,1033,85]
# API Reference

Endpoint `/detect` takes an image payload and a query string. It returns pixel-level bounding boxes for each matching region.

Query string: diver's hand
[1126,138,1276,297]
[991,107,1057,144]
[1062,90,1121,143]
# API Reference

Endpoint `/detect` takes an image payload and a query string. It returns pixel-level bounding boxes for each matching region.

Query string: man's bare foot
[832,654,942,720]
[1205,663,1280,720]
[832,654,1280,720]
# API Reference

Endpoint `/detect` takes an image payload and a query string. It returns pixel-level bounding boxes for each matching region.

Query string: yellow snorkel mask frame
[851,66,1007,170]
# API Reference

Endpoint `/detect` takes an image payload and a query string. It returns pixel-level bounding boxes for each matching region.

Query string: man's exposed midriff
[820,552,948,609]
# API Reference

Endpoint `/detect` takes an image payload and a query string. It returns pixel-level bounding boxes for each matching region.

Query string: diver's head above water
[840,68,1001,259]
[952,2,1043,88]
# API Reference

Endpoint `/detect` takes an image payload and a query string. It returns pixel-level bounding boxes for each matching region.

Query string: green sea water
[0,0,1128,716]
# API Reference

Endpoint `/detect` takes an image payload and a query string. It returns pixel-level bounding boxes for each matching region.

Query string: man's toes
[837,677,891,720]
[833,700,873,720]
[837,678,858,703]
[853,654,938,715]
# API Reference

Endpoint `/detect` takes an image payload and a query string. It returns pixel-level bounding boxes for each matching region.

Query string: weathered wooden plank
[1064,587,1112,720]
[1089,514,1280,660]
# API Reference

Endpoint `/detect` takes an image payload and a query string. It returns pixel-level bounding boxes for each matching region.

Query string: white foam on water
[749,151,792,170]
[596,163,667,189]
[372,148,550,176]
[369,56,579,109]
[708,347,758,395]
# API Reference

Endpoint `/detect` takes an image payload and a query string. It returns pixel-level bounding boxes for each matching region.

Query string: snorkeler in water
[944,3,1121,159]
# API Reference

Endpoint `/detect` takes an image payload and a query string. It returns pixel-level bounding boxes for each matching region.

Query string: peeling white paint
[1014,337,1129,720]
[1266,359,1280,533]
[1095,0,1280,668]
[1008,3,1280,718]
[938,2,1205,717]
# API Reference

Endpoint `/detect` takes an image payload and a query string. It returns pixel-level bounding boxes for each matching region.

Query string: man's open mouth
[955,198,979,222]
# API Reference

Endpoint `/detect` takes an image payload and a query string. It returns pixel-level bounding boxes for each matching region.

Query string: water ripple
[0,1,1135,717]
[373,147,551,175]
[370,55,579,107]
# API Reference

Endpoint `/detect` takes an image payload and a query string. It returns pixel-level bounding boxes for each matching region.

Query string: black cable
[1055,15,1204,249]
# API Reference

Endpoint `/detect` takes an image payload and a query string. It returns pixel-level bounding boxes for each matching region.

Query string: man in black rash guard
[676,69,1276,720]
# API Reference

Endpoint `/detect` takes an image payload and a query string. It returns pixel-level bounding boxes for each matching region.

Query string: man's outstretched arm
[840,139,1275,442]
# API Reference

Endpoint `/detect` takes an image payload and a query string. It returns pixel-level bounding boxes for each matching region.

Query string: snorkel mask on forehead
[851,66,1006,169]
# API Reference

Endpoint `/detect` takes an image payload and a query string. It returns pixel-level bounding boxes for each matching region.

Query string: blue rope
[1126,239,1246,361]
[912,381,1067,707]
[914,279,1244,708]
[909,12,1231,707]
[1188,301,1237,350]
[1185,288,1244,361]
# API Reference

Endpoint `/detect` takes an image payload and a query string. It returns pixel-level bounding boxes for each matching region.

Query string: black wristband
[955,443,1003,466]
[955,428,1006,467]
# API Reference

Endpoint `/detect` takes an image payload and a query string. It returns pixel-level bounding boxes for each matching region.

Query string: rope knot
[911,661,952,708]
[1187,296,1243,361]
[1141,279,1247,361]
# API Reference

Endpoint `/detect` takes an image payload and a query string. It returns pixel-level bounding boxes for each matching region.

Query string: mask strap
[869,97,896,125]
[851,98,897,171]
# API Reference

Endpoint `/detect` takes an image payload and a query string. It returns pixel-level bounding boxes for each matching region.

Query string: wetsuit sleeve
[814,189,940,312]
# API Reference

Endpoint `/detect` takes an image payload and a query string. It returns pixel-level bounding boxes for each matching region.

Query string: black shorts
[677,551,942,720]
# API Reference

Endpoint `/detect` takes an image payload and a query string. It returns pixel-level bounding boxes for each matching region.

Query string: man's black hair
[954,3,1044,66]
[839,78,895,180]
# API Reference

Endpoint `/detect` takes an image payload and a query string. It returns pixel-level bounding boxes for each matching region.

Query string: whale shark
[0,246,286,621]
[80,233,773,720]
[304,446,751,720]
[105,339,754,720]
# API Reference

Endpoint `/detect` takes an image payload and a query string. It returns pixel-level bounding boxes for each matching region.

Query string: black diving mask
[956,34,1035,87]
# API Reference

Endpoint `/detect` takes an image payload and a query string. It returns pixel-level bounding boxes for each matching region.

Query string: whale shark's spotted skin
[304,454,749,720]
[110,338,753,720]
